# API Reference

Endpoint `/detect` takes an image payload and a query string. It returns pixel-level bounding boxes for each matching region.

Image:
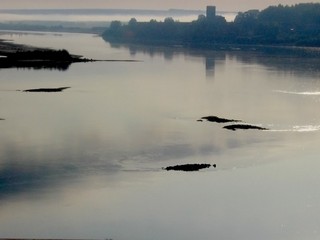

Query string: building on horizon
[206,6,216,21]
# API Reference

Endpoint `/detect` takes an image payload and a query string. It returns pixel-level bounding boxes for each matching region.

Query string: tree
[197,14,206,23]
[129,18,137,27]
[164,17,175,24]
[102,3,320,47]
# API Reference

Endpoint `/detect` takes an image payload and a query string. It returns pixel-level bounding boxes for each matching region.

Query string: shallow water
[1,32,320,240]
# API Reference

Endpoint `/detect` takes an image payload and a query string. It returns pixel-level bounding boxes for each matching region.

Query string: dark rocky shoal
[164,163,213,172]
[223,124,269,131]
[199,115,242,123]
[199,115,269,131]
[22,87,71,92]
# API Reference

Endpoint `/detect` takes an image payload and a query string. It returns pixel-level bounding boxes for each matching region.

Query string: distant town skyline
[0,0,316,11]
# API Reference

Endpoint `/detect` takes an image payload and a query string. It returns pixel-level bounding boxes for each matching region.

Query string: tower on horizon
[206,6,216,21]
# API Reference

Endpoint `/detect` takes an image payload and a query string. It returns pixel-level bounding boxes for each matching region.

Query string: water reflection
[110,42,177,61]
[108,42,320,78]
[0,138,121,200]
[205,57,216,77]
[0,60,72,71]
[2,33,320,240]
[0,112,283,200]
[228,46,320,77]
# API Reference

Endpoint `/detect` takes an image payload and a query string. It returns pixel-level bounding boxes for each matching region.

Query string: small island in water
[163,163,214,172]
[0,39,141,70]
[103,3,320,48]
[0,40,95,71]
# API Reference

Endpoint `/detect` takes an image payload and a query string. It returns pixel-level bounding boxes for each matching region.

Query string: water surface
[1,32,320,240]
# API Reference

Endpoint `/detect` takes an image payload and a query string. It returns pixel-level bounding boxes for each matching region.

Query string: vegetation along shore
[0,39,140,70]
[103,3,320,48]
[0,39,95,70]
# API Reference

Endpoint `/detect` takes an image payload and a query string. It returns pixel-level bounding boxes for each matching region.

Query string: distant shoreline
[0,8,236,34]
[0,38,91,70]
[103,3,320,48]
[0,35,141,70]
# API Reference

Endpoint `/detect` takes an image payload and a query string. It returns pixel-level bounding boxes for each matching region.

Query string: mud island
[0,42,94,70]
[0,39,140,70]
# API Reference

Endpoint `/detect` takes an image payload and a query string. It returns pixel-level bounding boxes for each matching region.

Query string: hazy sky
[0,0,316,11]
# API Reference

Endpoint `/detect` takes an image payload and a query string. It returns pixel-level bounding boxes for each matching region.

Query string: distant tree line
[103,3,320,47]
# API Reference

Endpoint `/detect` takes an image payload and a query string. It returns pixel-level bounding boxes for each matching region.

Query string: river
[0,31,320,240]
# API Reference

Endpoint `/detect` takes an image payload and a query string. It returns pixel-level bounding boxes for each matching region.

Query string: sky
[0,0,316,11]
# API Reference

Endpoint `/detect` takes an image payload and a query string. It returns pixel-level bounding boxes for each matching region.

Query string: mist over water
[0,9,237,22]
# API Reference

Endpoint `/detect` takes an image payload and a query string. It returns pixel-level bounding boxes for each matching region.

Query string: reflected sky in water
[1,32,320,240]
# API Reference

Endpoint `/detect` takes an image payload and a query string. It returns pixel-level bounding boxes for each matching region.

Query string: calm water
[1,32,320,240]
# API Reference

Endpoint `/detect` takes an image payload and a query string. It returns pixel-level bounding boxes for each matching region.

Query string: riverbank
[0,37,97,70]
[0,35,141,70]
[103,3,320,48]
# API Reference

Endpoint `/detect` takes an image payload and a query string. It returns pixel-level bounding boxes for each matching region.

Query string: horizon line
[0,8,238,14]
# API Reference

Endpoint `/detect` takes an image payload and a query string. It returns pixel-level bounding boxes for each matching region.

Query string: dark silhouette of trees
[234,3,320,46]
[0,49,95,71]
[103,3,320,47]
[7,49,73,61]
[128,18,137,26]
